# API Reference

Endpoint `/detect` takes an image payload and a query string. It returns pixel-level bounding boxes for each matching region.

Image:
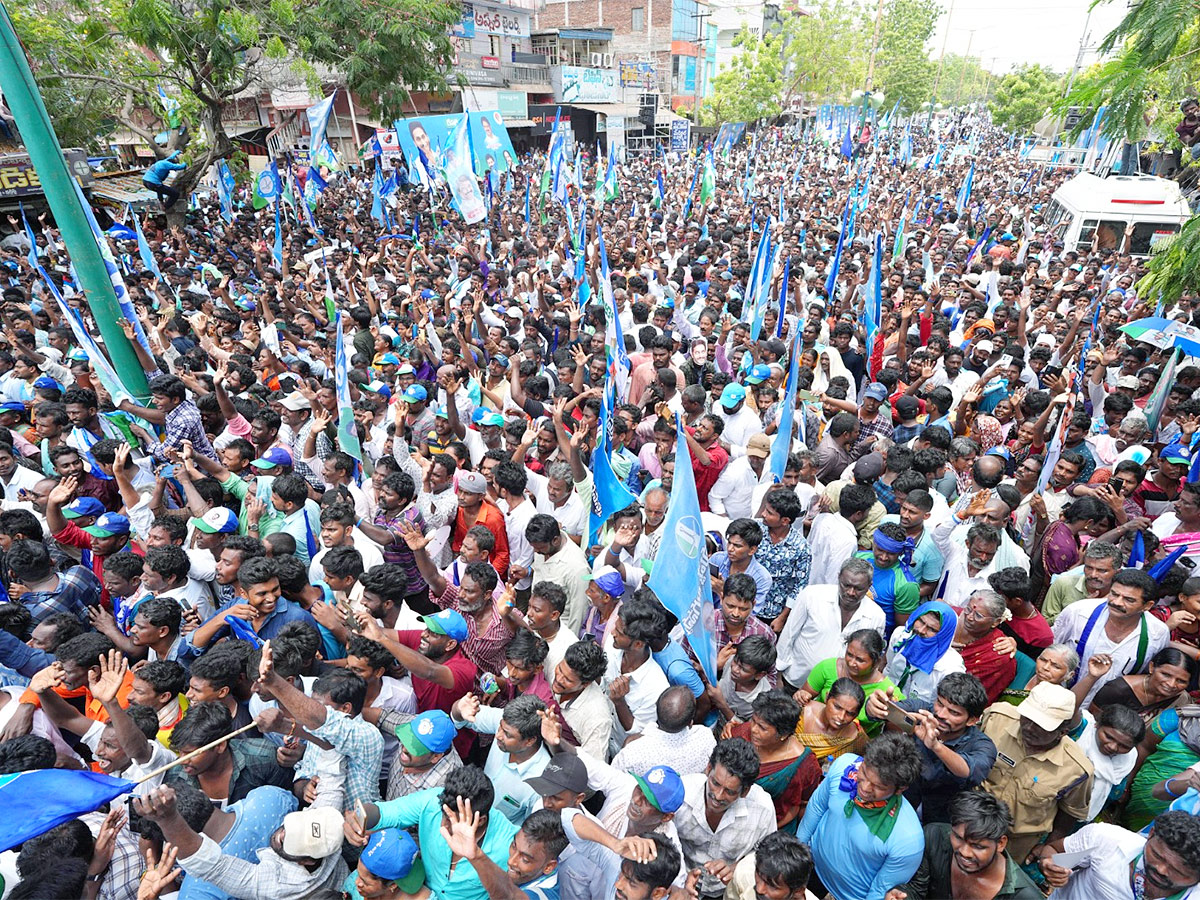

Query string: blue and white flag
[587,390,640,548]
[0,769,133,852]
[131,209,162,279]
[306,93,337,171]
[770,328,803,482]
[955,162,975,215]
[647,414,718,685]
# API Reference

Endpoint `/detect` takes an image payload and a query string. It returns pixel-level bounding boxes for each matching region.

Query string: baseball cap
[632,765,685,813]
[397,363,416,376]
[504,307,523,320]
[492,353,510,369]
[281,807,344,859]
[583,565,625,598]
[33,376,62,392]
[190,507,239,534]
[395,710,457,757]
[526,754,589,796]
[251,447,293,469]
[895,395,919,418]
[360,380,393,401]
[402,384,428,403]
[379,353,401,366]
[1116,375,1139,389]
[279,392,311,411]
[745,364,772,385]
[421,609,469,643]
[456,471,488,494]
[0,401,24,414]
[863,382,888,402]
[361,829,425,890]
[63,497,106,520]
[853,453,885,481]
[1162,442,1190,465]
[67,348,89,363]
[719,383,747,408]
[975,340,995,354]
[1017,682,1076,731]
[745,433,772,459]
[478,411,506,428]
[83,512,130,538]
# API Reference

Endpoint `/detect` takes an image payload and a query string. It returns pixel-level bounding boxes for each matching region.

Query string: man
[1041,540,1122,625]
[775,557,883,689]
[806,483,876,586]
[605,596,671,744]
[864,672,997,824]
[188,557,316,651]
[725,831,816,900]
[119,373,216,462]
[375,708,462,801]
[857,524,921,632]
[532,462,589,544]
[685,414,729,512]
[814,413,862,484]
[716,383,761,447]
[551,637,612,760]
[882,488,945,599]
[893,792,1042,900]
[133,786,347,900]
[932,520,1003,610]
[708,433,772,520]
[451,469,510,577]
[712,574,775,669]
[7,538,101,624]
[673,739,776,899]
[797,732,925,900]
[858,382,895,443]
[1051,568,1168,708]
[527,514,591,634]
[1038,810,1200,900]
[979,682,1094,862]
[347,766,520,900]
[451,692,551,825]
[611,685,717,778]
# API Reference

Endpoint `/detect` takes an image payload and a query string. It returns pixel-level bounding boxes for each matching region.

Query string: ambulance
[1043,172,1190,256]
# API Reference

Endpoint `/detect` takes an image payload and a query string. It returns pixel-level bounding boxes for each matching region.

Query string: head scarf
[873,527,915,581]
[963,319,996,343]
[893,600,958,674]
[972,414,1004,453]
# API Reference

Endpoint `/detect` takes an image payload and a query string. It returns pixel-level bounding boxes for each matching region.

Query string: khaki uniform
[980,703,1094,862]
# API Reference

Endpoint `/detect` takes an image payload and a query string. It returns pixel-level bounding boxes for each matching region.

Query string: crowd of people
[0,110,1198,900]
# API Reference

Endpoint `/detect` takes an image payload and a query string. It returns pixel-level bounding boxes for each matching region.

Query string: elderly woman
[951,590,1017,704]
[728,689,822,832]
[884,601,965,705]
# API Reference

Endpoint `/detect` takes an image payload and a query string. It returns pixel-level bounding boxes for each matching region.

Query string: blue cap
[33,376,63,392]
[251,447,293,469]
[360,380,392,400]
[395,710,457,756]
[67,348,89,363]
[190,507,240,534]
[361,829,425,890]
[491,353,510,369]
[0,401,25,414]
[863,382,889,402]
[63,496,106,520]
[583,565,625,598]
[719,383,746,408]
[402,384,427,403]
[421,609,469,643]
[633,765,685,813]
[379,353,401,366]
[83,512,130,537]
[478,412,505,428]
[745,364,772,385]
[420,288,437,300]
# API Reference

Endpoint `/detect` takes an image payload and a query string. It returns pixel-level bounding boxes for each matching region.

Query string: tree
[937,54,992,108]
[705,26,786,125]
[988,64,1062,133]
[13,0,459,203]
[874,0,940,113]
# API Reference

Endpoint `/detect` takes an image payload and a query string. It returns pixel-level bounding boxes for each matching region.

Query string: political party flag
[335,312,363,473]
[775,255,791,339]
[42,265,134,406]
[1189,448,1200,485]
[1144,349,1179,437]
[371,166,388,226]
[0,769,134,852]
[304,166,328,210]
[1149,546,1189,581]
[824,195,851,298]
[524,175,531,224]
[157,86,181,129]
[306,93,337,173]
[131,208,161,279]
[955,162,975,215]
[215,162,234,223]
[604,149,619,202]
[699,144,716,205]
[226,615,264,647]
[272,198,283,269]
[647,414,717,685]
[654,170,665,209]
[252,161,281,210]
[1127,530,1145,568]
[19,202,39,269]
[892,200,908,262]
[587,390,639,548]
[596,220,632,404]
[445,112,486,224]
[770,328,803,482]
[840,118,854,158]
[682,165,700,220]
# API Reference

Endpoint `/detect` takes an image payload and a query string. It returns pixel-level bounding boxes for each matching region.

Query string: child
[710,634,777,725]
[1075,704,1144,822]
[1151,575,1200,661]
[493,629,553,707]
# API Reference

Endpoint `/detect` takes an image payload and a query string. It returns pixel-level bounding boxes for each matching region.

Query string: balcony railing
[502,63,551,85]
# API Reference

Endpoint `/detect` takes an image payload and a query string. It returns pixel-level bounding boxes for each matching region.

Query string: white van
[1042,172,1190,256]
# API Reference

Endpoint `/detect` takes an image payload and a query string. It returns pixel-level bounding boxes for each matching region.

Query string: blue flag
[19,202,39,269]
[770,328,803,482]
[775,256,791,339]
[226,615,264,647]
[825,196,851,297]
[955,162,975,215]
[1149,546,1188,582]
[587,391,639,548]
[0,769,134,852]
[272,198,283,269]
[647,415,717,685]
[131,209,162,279]
[841,118,854,158]
[1127,531,1145,568]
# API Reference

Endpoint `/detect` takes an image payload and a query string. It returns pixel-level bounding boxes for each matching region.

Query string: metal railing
[502,63,551,85]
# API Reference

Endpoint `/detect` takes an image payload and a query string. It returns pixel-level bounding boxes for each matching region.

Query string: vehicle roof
[1051,172,1191,219]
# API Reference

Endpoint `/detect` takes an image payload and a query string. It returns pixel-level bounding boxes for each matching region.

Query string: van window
[1077,219,1126,252]
[1129,222,1180,255]
[1043,200,1069,229]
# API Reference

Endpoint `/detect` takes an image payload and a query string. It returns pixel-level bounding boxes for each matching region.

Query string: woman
[728,690,822,832]
[951,591,1017,703]
[794,629,900,736]
[1153,482,1200,565]
[1150,576,1200,660]
[1126,705,1200,831]
[883,601,965,705]
[1088,647,1196,722]
[1030,496,1110,605]
[795,676,868,764]
[970,414,1005,454]
[1003,642,1080,705]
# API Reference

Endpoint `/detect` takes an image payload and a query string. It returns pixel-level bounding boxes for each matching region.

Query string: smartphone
[884,699,917,734]
[998,355,1014,369]
[160,464,176,478]
[709,563,721,577]
[353,799,367,830]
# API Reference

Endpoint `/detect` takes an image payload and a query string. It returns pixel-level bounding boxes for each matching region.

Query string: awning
[558,28,612,40]
[90,174,159,207]
[504,119,537,128]
[570,103,640,117]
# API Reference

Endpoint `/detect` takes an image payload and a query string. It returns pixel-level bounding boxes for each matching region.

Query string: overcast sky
[927,0,1127,76]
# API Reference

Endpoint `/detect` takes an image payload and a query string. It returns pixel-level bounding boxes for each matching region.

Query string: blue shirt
[187,597,318,657]
[652,641,704,699]
[377,786,520,900]
[178,786,298,900]
[796,753,925,900]
[880,515,945,587]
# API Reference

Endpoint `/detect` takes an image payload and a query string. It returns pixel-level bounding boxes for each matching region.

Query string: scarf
[873,527,915,581]
[156,696,183,730]
[892,600,958,675]
[839,758,903,842]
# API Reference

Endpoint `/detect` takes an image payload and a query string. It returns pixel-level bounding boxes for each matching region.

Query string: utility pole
[927,0,955,130]
[691,8,711,126]
[955,29,975,104]
[1065,8,1092,96]
[865,0,886,90]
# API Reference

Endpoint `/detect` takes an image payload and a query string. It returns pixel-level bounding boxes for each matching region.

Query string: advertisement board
[559,66,618,104]
[394,109,518,177]
[669,119,691,152]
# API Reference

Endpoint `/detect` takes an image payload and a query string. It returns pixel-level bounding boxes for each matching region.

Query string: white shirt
[529,471,589,539]
[610,724,717,777]
[1,463,43,502]
[308,530,386,583]
[717,405,763,447]
[500,497,537,590]
[603,650,669,746]
[776,585,887,686]
[1048,823,1200,900]
[708,456,769,520]
[541,625,576,682]
[81,718,176,796]
[674,774,776,898]
[1052,598,1170,708]
[806,513,860,586]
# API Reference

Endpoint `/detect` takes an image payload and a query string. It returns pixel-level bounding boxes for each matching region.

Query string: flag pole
[134,721,261,785]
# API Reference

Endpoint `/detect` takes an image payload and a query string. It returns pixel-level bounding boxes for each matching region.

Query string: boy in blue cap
[344,827,427,899]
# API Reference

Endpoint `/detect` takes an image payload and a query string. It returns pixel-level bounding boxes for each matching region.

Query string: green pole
[0,2,150,401]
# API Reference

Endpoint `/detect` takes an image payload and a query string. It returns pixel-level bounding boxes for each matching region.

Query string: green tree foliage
[988,64,1062,133]
[875,0,940,112]
[12,0,458,194]
[705,26,786,125]
[936,54,991,108]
